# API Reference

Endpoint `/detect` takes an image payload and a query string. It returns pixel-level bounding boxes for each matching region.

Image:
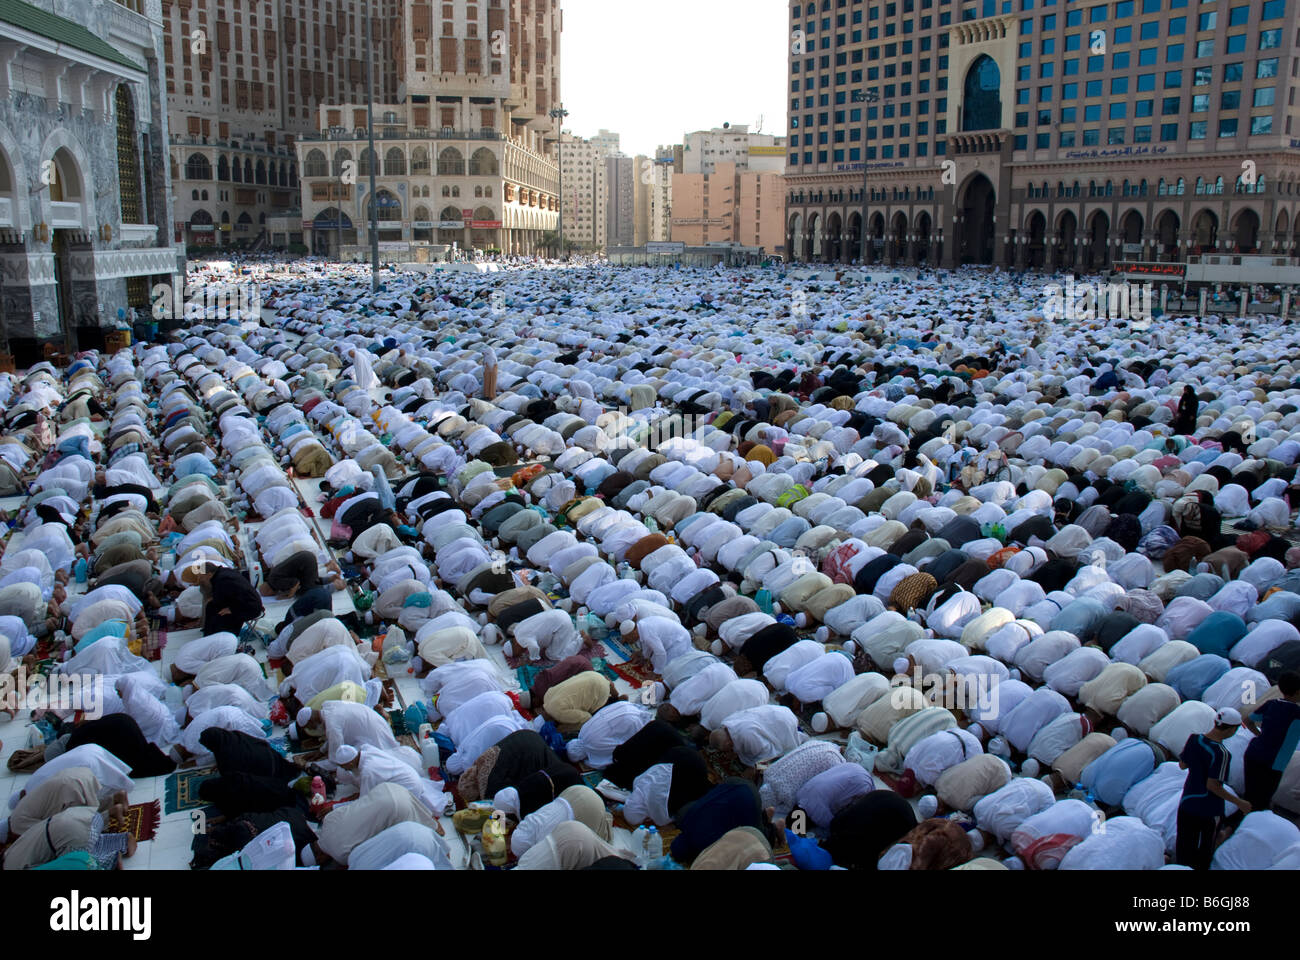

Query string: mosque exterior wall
[0,0,183,360]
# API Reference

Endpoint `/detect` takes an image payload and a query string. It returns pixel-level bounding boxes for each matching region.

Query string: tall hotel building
[784,0,1297,269]
[296,0,561,257]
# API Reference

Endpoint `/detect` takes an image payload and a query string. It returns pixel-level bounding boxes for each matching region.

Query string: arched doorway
[1274,210,1289,254]
[1156,210,1180,261]
[914,211,932,265]
[788,212,804,261]
[825,212,842,263]
[1120,209,1143,260]
[807,213,821,260]
[890,211,907,264]
[367,188,403,243]
[846,212,862,263]
[868,212,885,263]
[962,55,1003,131]
[1056,210,1078,268]
[1232,208,1260,253]
[959,173,995,264]
[1191,209,1218,253]
[312,206,355,256]
[1086,210,1110,269]
[1025,210,1046,269]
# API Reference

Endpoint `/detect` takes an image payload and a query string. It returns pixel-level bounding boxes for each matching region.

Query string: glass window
[1162,95,1180,113]
[1251,114,1273,134]
[1139,20,1159,39]
[1227,5,1248,26]
[1059,129,1077,146]
[1085,103,1102,121]
[1136,98,1153,115]
[1041,62,1055,77]
[1066,9,1081,25]
[1086,79,1103,96]
[1083,128,1100,144]
[1036,131,1051,147]
[1042,13,1057,28]
[1115,25,1132,42]
[1062,82,1079,98]
[1108,127,1125,143]
[1041,37,1056,54]
[1197,11,1215,29]
[1111,76,1129,93]
[1193,65,1212,84]
[1188,119,1207,138]
[1138,47,1157,64]
[1116,0,1134,15]
[1253,86,1275,107]
[1016,111,1030,126]
[1168,16,1185,32]
[1134,124,1152,141]
[1065,32,1081,50]
[1261,0,1283,18]
[1112,51,1130,68]
[1164,70,1181,87]
[1109,101,1127,118]
[1218,117,1238,137]
[1191,93,1209,111]
[1195,39,1213,57]
[1260,28,1282,49]
[1137,72,1155,90]
[1223,62,1243,82]
[1258,58,1279,78]
[1141,0,1160,10]
[1089,4,1107,22]
[1040,85,1053,101]
[1166,43,1183,60]
[1160,122,1178,140]
[1061,105,1077,121]
[1088,54,1104,71]
[1064,58,1080,74]
[1220,90,1240,110]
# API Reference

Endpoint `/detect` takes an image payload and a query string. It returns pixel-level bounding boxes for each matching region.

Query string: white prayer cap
[335,745,359,765]
[1215,708,1242,727]
[177,586,203,619]
[481,624,499,645]
[365,679,383,708]
[795,613,809,628]
[651,682,667,703]
[746,863,782,871]
[493,787,521,818]
[566,739,587,762]
[693,623,708,638]
[842,640,857,656]
[815,627,829,644]
[967,829,985,854]
[893,657,910,676]
[518,690,532,709]
[1020,758,1041,778]
[296,707,313,727]
[710,639,725,656]
[918,795,939,818]
[620,620,636,637]
[811,712,829,734]
[288,724,299,740]
[967,723,985,741]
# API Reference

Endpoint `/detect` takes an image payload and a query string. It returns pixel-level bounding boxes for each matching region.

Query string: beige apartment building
[296,0,562,257]
[164,0,405,250]
[785,0,1299,269]
[670,161,787,253]
[559,131,607,251]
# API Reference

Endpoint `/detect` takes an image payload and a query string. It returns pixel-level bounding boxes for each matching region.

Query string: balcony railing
[300,128,504,143]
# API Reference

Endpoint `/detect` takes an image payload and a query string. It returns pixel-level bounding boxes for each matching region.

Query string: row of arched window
[301,146,500,179]
[184,153,296,187]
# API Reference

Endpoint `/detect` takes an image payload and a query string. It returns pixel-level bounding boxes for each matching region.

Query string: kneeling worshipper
[310,782,444,868]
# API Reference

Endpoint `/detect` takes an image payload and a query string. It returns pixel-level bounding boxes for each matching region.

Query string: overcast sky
[559,0,790,157]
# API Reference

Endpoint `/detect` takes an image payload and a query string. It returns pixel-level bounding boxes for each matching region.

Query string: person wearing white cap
[320,699,401,765]
[1175,707,1251,870]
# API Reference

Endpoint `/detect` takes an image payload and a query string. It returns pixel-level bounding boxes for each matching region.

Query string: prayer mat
[582,770,604,791]
[597,633,637,663]
[117,800,161,843]
[388,709,409,736]
[164,767,218,815]
[608,658,658,691]
[267,736,293,758]
[703,746,749,785]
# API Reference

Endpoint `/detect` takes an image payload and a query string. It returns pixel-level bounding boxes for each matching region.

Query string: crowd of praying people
[0,256,1297,871]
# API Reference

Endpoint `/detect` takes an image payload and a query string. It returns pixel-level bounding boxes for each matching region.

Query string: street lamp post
[364,0,379,292]
[851,89,880,264]
[549,107,569,257]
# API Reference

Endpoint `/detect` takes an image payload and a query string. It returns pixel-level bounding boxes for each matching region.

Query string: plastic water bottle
[644,516,658,533]
[74,557,88,584]
[756,589,773,615]
[418,723,440,774]
[632,825,649,868]
[647,825,663,867]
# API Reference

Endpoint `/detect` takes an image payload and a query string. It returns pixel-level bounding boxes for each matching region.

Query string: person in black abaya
[603,720,690,788]
[824,789,918,870]
[194,564,265,636]
[63,713,176,778]
[669,778,779,866]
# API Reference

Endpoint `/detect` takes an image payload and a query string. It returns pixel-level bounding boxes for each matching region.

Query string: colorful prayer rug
[608,658,658,691]
[118,800,161,843]
[163,767,217,815]
[597,633,637,663]
[703,746,749,784]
